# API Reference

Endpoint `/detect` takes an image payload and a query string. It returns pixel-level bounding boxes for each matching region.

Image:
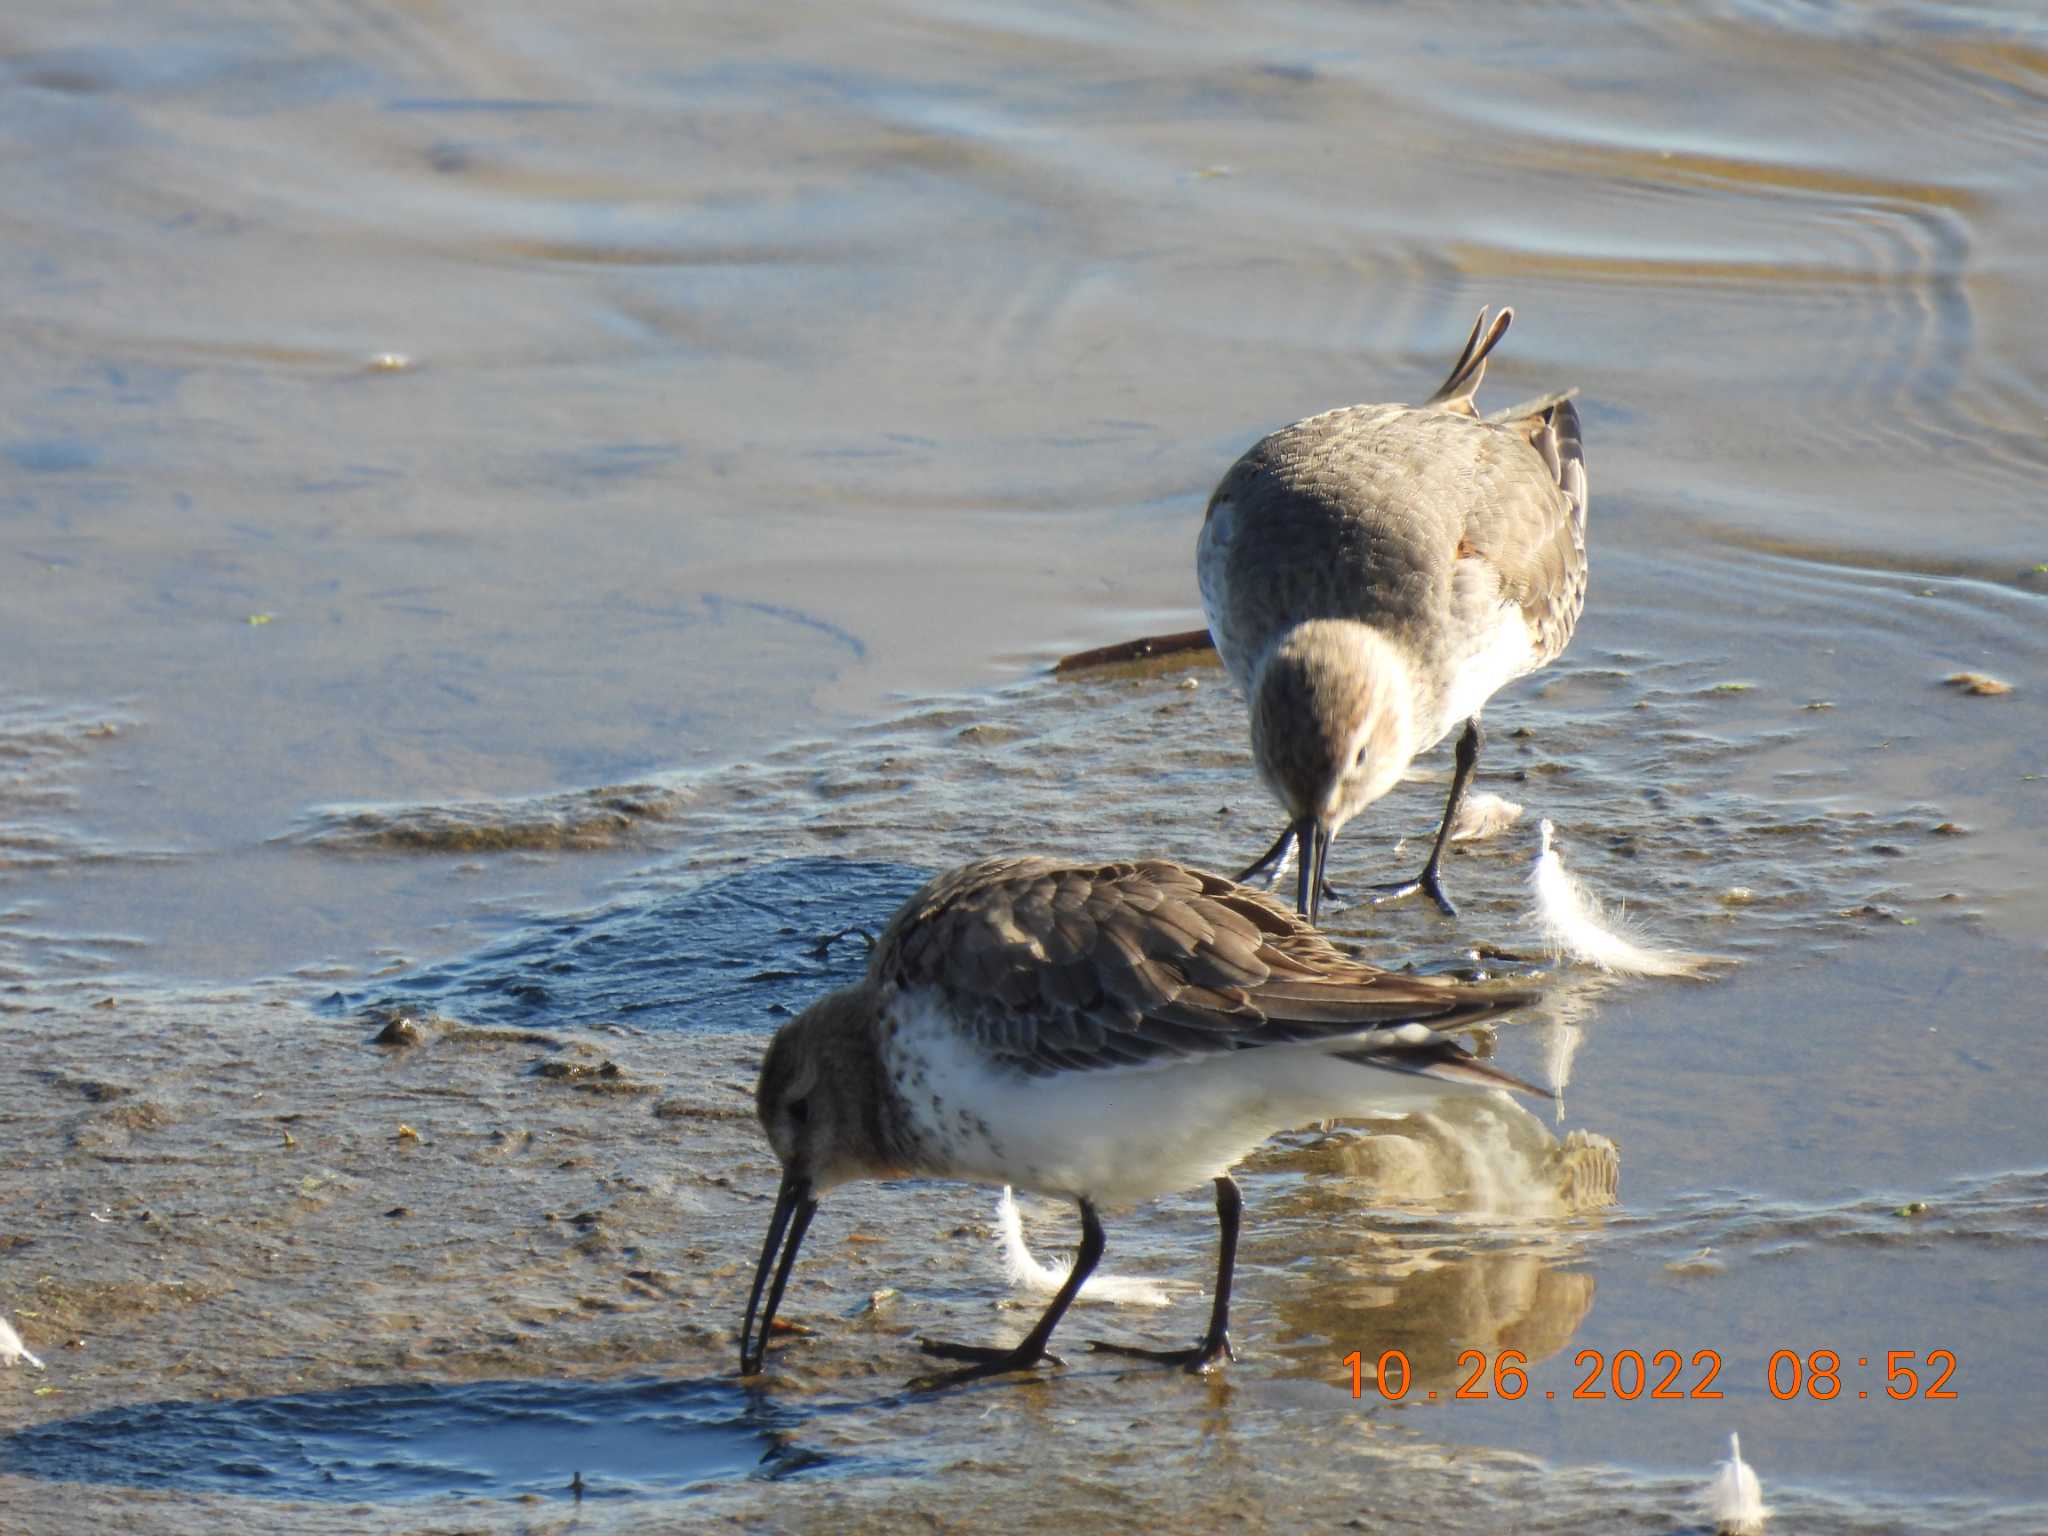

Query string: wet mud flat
[0,976,2035,1535]
[5,648,2047,1532]
[0,980,1614,1533]
[0,989,767,1524]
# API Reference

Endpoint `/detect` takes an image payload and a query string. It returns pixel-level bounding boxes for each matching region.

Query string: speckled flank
[881,1003,1013,1173]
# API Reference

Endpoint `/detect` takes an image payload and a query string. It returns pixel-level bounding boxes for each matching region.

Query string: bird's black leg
[912,1199,1105,1389]
[1369,717,1481,918]
[1416,717,1482,914]
[1238,824,1344,911]
[1235,825,1294,886]
[1088,1176,1241,1375]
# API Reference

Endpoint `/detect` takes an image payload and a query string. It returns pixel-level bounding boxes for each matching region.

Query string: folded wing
[874,857,1539,1087]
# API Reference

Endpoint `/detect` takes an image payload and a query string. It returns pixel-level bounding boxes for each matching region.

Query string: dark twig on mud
[1052,628,1216,675]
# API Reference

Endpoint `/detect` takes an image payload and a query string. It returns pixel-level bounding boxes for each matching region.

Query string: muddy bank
[3,981,1627,1532]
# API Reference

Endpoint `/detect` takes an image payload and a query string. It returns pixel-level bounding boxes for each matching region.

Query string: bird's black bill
[739,1169,817,1376]
[1296,817,1332,925]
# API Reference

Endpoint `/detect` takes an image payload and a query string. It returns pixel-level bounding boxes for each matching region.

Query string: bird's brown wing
[873,856,1537,1082]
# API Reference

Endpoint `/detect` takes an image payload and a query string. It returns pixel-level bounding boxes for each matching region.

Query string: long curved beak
[1295,815,1332,925]
[739,1168,818,1376]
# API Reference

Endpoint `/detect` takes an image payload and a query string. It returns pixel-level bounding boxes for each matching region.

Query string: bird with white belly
[1198,306,1589,921]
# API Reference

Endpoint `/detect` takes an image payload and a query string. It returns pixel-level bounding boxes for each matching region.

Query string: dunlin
[1198,306,1589,921]
[738,855,1542,1387]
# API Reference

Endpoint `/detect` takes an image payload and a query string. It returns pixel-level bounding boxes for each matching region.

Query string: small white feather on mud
[1705,1431,1769,1534]
[2,1314,45,1371]
[1449,790,1524,842]
[1529,820,1724,979]
[996,1188,1183,1307]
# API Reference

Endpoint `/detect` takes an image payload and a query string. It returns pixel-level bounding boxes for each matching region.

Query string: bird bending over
[1198,306,1589,922]
[739,855,1544,1389]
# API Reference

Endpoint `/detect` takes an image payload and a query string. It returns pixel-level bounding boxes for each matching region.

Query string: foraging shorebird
[739,855,1542,1387]
[1198,306,1588,921]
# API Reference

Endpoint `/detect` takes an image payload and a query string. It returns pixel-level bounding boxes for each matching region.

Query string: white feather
[1705,1431,1768,1534]
[1529,820,1722,979]
[1542,1020,1582,1117]
[1,1314,45,1371]
[996,1188,1180,1308]
[1449,790,1524,843]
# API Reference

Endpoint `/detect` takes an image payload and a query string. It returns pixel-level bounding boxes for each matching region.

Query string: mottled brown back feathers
[869,857,1531,1078]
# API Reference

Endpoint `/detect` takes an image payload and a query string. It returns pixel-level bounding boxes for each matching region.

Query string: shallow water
[3,1377,815,1500]
[5,0,2048,1530]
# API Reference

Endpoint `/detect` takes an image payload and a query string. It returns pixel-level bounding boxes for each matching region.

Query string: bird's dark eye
[1353,747,1368,768]
[788,1097,810,1127]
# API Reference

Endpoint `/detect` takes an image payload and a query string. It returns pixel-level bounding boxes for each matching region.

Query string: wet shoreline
[7,648,2046,1529]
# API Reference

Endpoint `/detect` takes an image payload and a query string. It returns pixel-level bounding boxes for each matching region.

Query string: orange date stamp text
[1342,1348,1959,1403]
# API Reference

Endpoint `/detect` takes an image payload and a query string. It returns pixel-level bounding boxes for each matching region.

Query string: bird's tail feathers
[1425,305,1514,415]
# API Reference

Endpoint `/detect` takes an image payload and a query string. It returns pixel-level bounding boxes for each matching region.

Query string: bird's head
[753,988,882,1195]
[1249,622,1417,916]
[1251,620,1418,831]
[741,986,891,1375]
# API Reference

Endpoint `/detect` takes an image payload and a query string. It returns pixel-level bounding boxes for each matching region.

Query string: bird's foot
[1237,852,1289,888]
[1365,866,1456,917]
[908,1337,1064,1390]
[1087,1332,1235,1376]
